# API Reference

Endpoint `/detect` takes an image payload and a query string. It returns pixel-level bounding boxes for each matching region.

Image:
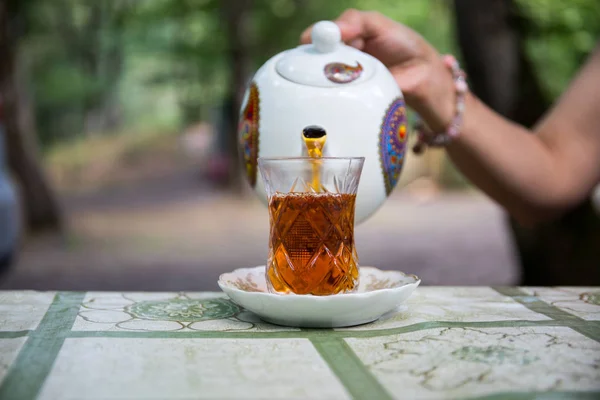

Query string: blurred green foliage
[16,0,598,150]
[18,0,453,149]
[516,0,600,99]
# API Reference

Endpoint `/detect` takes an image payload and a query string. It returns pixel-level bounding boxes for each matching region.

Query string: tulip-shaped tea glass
[258,157,365,295]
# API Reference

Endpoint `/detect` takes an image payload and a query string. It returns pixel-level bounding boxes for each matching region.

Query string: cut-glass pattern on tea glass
[259,157,364,295]
[286,172,361,194]
[268,192,359,295]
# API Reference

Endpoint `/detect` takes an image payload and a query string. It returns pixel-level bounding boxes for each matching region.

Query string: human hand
[301,9,456,132]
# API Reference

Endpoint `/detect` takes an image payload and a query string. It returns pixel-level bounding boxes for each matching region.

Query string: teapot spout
[302,125,327,139]
[302,125,327,158]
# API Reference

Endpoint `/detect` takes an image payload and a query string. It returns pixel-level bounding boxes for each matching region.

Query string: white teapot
[238,21,408,223]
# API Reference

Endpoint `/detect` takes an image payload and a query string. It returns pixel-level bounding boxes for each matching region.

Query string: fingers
[300,24,314,44]
[300,9,387,49]
[334,9,365,43]
[348,38,365,50]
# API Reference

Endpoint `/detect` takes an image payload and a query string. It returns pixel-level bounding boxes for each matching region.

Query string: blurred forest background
[1,0,599,289]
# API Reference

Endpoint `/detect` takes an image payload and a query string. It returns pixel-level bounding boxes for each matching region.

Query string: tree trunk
[220,0,254,193]
[0,0,63,233]
[453,0,600,285]
[454,0,548,123]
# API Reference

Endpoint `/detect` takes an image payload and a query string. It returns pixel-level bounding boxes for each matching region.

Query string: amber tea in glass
[258,157,364,295]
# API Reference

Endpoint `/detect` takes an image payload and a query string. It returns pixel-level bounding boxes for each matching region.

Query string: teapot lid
[275,21,376,88]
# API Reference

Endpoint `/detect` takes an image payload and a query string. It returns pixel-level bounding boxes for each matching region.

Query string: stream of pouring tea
[268,125,358,295]
[302,126,326,191]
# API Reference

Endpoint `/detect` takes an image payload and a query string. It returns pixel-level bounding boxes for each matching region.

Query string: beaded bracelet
[412,55,468,154]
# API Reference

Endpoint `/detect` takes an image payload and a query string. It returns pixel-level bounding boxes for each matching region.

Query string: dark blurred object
[0,0,62,234]
[219,0,253,191]
[0,98,20,270]
[205,96,236,187]
[454,0,600,285]
[454,0,547,125]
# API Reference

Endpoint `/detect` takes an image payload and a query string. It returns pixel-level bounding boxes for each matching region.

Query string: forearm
[446,93,569,225]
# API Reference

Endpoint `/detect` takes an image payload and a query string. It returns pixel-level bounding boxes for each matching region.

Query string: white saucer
[218,266,420,328]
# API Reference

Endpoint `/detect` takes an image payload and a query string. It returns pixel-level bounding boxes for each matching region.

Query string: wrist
[448,92,476,147]
[405,56,456,132]
[411,55,468,154]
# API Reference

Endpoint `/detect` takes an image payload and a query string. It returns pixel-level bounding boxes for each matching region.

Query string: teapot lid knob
[311,21,341,53]
[274,19,376,87]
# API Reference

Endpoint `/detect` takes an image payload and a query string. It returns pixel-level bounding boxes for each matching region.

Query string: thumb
[300,9,383,45]
[300,20,365,49]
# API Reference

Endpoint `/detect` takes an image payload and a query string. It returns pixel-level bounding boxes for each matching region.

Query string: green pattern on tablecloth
[0,292,85,400]
[311,337,393,400]
[0,331,30,339]
[493,287,600,342]
[581,291,600,306]
[468,391,600,400]
[127,298,241,322]
[74,292,294,332]
[450,345,539,365]
[0,287,597,400]
[519,287,600,321]
[346,326,600,398]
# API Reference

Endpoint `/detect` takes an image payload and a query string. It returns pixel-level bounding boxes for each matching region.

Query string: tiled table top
[0,287,598,400]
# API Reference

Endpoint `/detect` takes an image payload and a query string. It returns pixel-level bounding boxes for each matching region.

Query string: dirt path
[1,172,520,291]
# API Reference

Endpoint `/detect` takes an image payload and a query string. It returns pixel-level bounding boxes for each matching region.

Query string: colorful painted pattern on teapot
[239,82,260,187]
[379,97,408,195]
[324,62,363,84]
